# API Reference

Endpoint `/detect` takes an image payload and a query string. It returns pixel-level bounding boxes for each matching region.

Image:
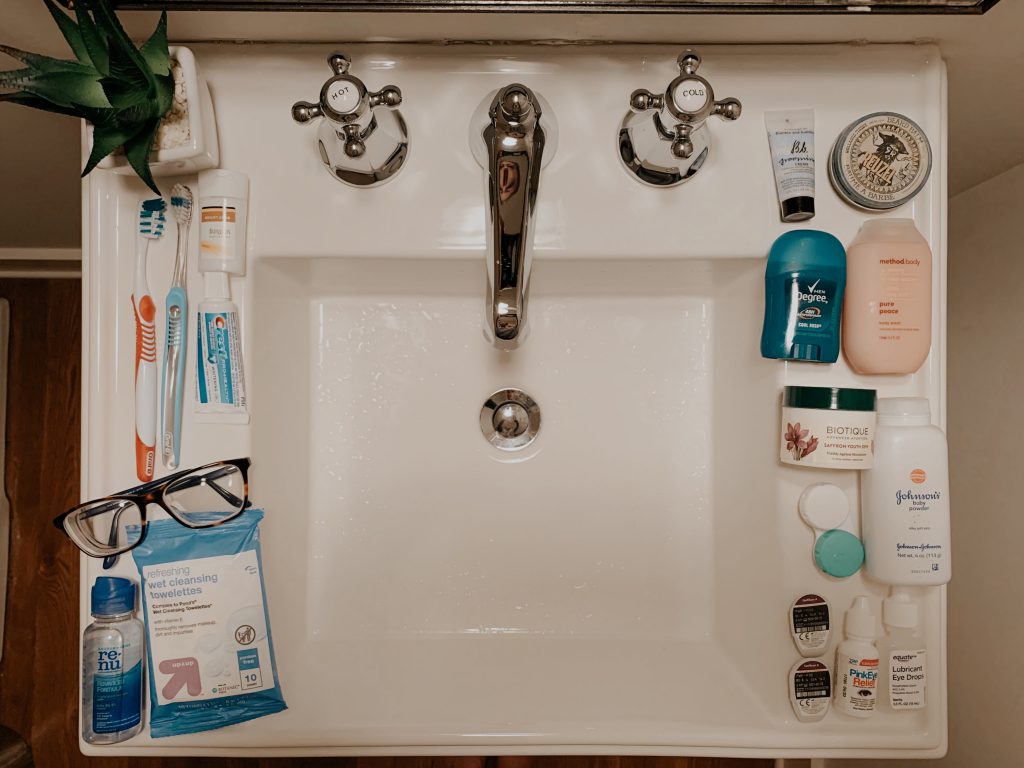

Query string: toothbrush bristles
[139,197,166,239]
[170,184,194,225]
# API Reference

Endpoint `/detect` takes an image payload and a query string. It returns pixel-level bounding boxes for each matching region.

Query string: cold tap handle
[677,50,702,76]
[618,48,741,188]
[661,49,742,126]
[625,50,740,128]
[629,89,664,113]
[713,97,743,121]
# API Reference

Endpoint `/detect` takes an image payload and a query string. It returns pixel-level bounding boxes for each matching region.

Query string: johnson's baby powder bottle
[842,219,932,375]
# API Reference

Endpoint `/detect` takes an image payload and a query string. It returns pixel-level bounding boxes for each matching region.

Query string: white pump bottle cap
[883,588,919,629]
[845,595,876,640]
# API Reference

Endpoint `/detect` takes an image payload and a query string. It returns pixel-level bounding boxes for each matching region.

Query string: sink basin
[242,253,942,753]
[251,256,779,743]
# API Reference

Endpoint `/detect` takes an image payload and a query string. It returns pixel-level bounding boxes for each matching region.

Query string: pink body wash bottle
[842,219,932,375]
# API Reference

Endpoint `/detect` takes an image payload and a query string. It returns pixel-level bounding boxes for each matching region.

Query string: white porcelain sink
[81,43,947,757]
[250,256,757,737]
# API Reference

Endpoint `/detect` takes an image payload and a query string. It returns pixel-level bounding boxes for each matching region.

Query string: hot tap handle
[291,52,402,126]
[291,101,323,124]
[328,53,351,76]
[368,86,403,109]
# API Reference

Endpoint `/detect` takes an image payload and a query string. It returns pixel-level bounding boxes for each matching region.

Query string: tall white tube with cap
[195,170,249,422]
[765,109,816,222]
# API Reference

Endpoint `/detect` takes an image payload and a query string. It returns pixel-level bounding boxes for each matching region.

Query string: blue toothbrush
[161,184,193,470]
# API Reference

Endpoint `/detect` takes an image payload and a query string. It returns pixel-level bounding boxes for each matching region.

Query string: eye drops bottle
[83,577,145,744]
[834,595,879,719]
[879,588,927,712]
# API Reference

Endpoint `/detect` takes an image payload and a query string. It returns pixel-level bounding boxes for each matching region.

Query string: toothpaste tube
[196,272,248,423]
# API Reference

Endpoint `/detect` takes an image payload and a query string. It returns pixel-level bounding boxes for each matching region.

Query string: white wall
[0,0,81,248]
[830,160,1024,768]
[0,109,80,248]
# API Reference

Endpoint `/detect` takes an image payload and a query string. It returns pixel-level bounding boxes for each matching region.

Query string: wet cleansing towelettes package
[131,508,287,737]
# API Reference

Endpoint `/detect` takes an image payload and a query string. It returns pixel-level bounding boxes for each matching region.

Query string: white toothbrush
[133,198,165,482]
[162,185,193,470]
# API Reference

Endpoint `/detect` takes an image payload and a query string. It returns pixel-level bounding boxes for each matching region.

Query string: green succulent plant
[0,0,173,194]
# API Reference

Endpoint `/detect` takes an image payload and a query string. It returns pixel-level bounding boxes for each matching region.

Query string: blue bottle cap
[91,576,136,616]
[813,530,865,579]
[766,230,846,274]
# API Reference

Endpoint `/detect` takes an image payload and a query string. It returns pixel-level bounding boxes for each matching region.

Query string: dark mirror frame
[108,0,1000,13]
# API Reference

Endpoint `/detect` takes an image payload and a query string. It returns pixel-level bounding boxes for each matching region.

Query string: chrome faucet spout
[478,84,549,346]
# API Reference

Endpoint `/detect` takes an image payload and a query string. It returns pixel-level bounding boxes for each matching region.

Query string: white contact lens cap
[798,483,850,531]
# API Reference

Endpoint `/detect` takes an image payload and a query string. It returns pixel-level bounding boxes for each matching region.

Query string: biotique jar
[780,386,877,469]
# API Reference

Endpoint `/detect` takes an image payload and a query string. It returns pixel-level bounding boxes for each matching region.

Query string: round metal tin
[829,112,932,211]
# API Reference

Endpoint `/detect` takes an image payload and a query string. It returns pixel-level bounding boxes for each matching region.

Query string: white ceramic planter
[91,45,219,177]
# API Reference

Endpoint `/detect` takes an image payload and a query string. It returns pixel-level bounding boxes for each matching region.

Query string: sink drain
[480,389,541,450]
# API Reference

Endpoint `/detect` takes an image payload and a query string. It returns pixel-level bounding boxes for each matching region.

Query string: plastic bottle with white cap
[834,595,879,718]
[878,588,927,711]
[861,397,950,585]
[195,169,249,421]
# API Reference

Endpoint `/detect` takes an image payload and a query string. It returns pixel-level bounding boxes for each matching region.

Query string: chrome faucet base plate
[617,117,711,187]
[316,109,410,188]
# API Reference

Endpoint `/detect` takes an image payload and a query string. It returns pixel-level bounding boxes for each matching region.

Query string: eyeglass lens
[164,463,246,527]
[65,499,143,556]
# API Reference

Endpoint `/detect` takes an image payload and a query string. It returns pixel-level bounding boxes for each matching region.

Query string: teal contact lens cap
[813,529,865,579]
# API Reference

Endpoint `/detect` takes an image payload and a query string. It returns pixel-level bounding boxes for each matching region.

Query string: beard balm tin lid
[829,112,932,211]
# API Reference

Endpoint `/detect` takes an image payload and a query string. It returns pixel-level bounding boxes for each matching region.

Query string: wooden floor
[0,279,771,768]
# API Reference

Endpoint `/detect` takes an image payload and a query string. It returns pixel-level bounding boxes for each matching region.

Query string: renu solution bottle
[82,577,145,744]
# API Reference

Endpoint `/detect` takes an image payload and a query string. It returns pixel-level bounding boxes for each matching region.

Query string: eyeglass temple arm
[102,504,130,570]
